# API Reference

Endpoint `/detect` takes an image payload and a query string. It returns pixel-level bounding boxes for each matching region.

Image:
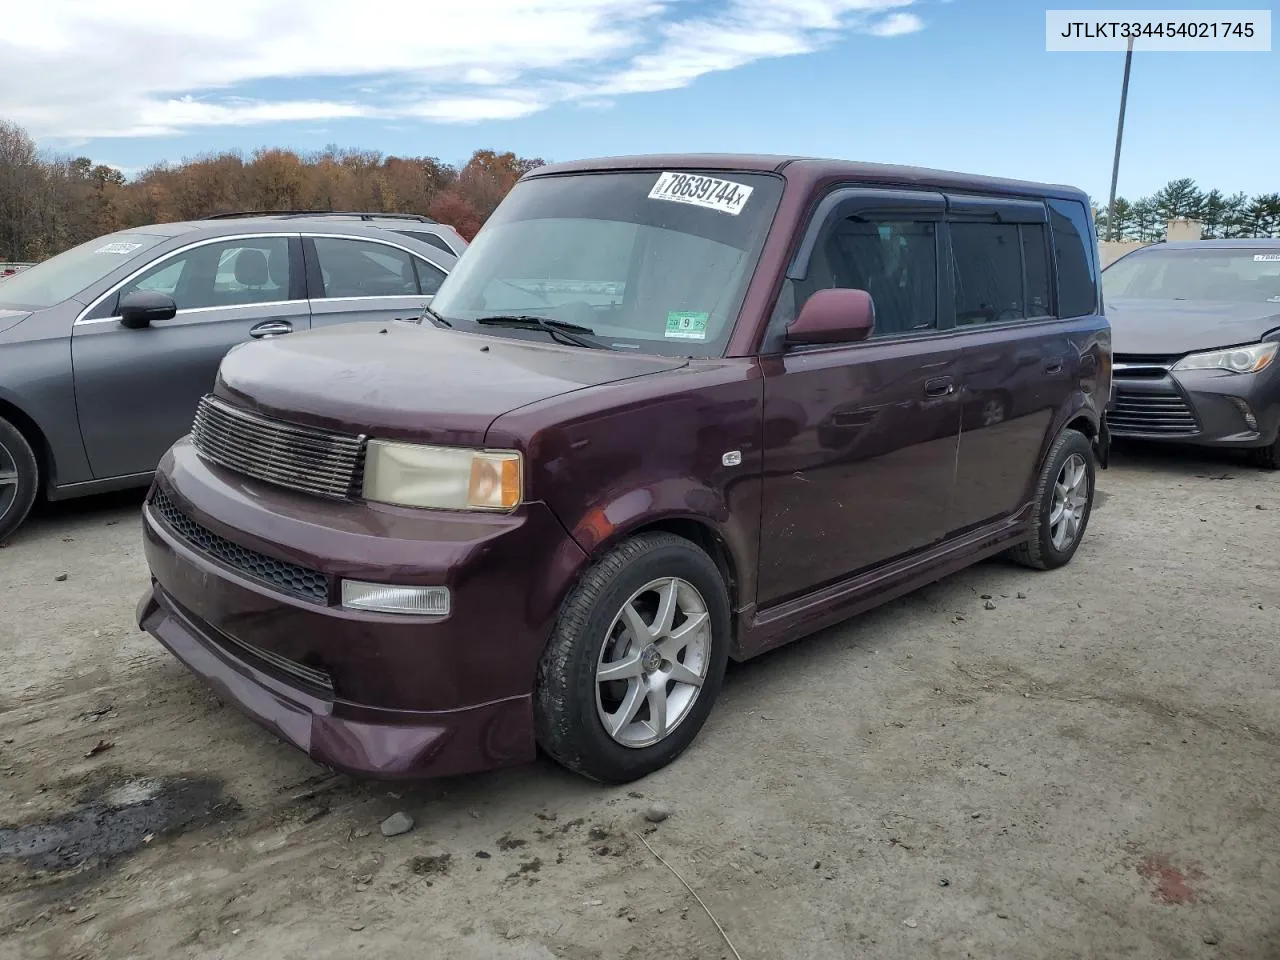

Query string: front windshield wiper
[421,304,452,327]
[474,314,604,349]
[395,304,452,327]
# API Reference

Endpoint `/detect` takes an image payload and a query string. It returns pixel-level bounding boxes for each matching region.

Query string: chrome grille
[191,396,365,499]
[1112,353,1181,380]
[150,489,329,603]
[1107,389,1199,436]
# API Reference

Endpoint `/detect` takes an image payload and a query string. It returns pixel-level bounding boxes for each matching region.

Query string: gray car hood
[1107,299,1280,355]
[0,307,31,336]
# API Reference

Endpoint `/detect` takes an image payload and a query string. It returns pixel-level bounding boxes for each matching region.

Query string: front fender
[560,477,758,613]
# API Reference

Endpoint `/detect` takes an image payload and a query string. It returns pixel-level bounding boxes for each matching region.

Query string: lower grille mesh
[150,490,329,603]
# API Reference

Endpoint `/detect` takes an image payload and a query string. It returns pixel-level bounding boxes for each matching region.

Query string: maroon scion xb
[137,155,1111,784]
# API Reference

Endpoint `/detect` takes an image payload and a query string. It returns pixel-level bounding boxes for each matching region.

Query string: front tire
[534,532,731,784]
[1009,428,1095,571]
[0,416,39,544]
[1249,436,1279,470]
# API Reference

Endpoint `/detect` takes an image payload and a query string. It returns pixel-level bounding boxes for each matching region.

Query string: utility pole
[1106,36,1135,241]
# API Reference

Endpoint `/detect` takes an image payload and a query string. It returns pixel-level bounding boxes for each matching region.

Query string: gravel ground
[0,443,1277,960]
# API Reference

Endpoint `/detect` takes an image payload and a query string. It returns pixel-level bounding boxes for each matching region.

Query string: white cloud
[1,0,925,139]
[867,12,926,36]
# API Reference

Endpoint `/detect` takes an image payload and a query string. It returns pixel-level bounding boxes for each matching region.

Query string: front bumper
[1107,363,1280,448]
[137,438,587,780]
[137,583,533,779]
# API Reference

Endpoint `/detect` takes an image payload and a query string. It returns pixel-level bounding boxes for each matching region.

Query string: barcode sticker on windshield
[649,172,753,215]
[94,241,143,255]
[1254,254,1280,261]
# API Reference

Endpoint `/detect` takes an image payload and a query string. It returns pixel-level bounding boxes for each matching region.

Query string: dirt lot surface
[1,445,1277,960]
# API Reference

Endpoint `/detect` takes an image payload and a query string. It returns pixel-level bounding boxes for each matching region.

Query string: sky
[3,0,1276,204]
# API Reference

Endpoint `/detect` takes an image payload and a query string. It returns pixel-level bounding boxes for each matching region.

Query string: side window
[396,230,455,256]
[1021,224,1052,317]
[950,222,1052,325]
[117,237,291,312]
[133,260,184,295]
[313,237,419,298]
[414,258,446,295]
[1047,199,1098,317]
[794,217,938,338]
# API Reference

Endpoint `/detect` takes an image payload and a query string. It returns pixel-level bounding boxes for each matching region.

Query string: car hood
[0,307,32,336]
[213,321,690,445]
[1107,299,1280,355]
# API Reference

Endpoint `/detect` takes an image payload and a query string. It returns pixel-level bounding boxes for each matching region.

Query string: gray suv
[0,216,456,541]
[204,211,469,258]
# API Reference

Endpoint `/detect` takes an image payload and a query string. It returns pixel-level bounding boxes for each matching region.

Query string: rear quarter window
[1047,199,1098,318]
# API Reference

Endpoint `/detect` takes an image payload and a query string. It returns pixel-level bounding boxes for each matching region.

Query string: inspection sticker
[1254,254,1280,261]
[94,241,143,255]
[665,311,709,340]
[649,172,753,215]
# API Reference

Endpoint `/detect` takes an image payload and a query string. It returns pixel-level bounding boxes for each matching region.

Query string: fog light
[340,580,450,616]
[1228,397,1258,431]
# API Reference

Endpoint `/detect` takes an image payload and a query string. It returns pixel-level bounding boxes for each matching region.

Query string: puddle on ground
[0,775,240,872]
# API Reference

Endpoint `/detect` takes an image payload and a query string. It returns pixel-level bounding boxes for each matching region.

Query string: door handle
[250,320,293,339]
[924,377,955,398]
[1044,359,1064,375]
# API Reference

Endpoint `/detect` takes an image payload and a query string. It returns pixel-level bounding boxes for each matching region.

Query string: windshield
[0,233,167,310]
[429,170,785,355]
[1103,247,1280,304]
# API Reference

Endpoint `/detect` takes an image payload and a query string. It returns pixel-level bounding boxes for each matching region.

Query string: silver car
[0,216,455,540]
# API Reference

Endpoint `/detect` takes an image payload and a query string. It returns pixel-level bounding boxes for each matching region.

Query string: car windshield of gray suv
[428,170,784,356]
[1103,248,1280,303]
[0,232,166,310]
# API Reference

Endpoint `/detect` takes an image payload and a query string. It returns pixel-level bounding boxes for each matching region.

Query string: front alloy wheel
[595,577,713,748]
[535,532,730,783]
[0,416,39,544]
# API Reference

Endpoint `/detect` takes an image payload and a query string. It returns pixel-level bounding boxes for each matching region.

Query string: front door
[756,194,961,606]
[72,235,308,479]
[304,235,445,329]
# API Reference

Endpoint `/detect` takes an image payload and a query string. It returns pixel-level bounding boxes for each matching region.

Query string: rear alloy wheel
[535,532,730,783]
[1009,428,1095,571]
[0,416,39,544]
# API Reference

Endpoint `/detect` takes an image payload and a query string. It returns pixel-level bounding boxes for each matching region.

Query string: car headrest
[234,249,270,287]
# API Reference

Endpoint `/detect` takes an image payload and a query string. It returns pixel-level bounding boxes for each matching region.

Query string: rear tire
[534,532,731,784]
[1249,437,1280,470]
[1009,428,1095,571]
[0,416,39,544]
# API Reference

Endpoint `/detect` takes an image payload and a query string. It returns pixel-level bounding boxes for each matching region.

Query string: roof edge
[522,153,1088,201]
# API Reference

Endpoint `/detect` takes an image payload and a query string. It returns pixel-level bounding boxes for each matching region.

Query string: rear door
[304,235,447,328]
[756,188,963,606]
[943,196,1075,533]
[71,234,308,479]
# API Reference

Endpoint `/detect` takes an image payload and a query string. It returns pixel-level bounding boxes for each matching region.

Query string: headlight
[1172,341,1277,375]
[363,440,522,511]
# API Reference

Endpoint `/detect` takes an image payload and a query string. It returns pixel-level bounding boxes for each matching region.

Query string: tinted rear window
[394,230,455,255]
[951,222,1052,323]
[1047,199,1097,317]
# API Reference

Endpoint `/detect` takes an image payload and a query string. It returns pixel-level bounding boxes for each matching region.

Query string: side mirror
[119,290,177,329]
[784,288,875,346]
